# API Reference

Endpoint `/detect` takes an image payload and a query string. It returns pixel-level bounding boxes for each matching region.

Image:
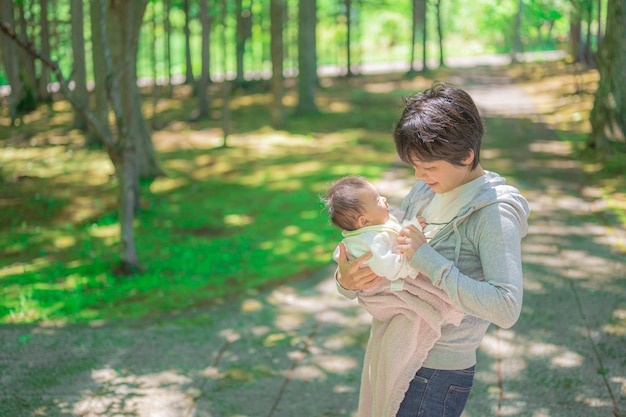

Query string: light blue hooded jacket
[339,171,530,369]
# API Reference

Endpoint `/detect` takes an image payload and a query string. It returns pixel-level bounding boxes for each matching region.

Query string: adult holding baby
[335,81,530,417]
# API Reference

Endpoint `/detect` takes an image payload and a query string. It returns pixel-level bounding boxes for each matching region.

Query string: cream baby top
[333,214,421,282]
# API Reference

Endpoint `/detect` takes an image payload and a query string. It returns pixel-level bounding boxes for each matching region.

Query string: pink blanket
[356,274,464,417]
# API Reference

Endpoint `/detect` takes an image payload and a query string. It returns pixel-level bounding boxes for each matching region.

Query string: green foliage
[0,0,581,87]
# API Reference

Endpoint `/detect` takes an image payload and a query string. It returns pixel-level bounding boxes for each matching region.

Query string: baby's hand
[398,223,427,260]
[416,216,427,230]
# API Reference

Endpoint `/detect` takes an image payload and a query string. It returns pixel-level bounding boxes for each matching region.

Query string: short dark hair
[325,175,370,231]
[393,81,484,169]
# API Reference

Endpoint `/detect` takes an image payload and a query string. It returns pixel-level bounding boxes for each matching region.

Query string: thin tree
[150,1,159,126]
[345,0,353,76]
[569,1,584,62]
[270,0,285,128]
[103,4,163,180]
[235,0,252,86]
[37,0,51,102]
[15,1,38,100]
[183,0,195,86]
[196,0,210,119]
[87,0,111,147]
[434,0,444,67]
[163,0,173,97]
[583,0,593,65]
[588,0,626,153]
[0,0,27,124]
[596,0,603,49]
[256,0,269,80]
[101,0,149,272]
[71,0,88,131]
[512,0,523,63]
[408,0,421,74]
[295,0,318,114]
[422,0,428,72]
[221,0,231,147]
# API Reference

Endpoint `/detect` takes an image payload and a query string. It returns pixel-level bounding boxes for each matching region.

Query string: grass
[1,62,623,325]
[0,72,437,324]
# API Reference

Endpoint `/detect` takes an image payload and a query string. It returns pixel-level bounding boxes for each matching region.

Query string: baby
[325,175,426,284]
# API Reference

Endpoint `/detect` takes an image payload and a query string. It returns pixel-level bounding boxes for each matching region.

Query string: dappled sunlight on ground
[515,62,598,133]
[71,368,197,417]
[603,307,626,336]
[480,329,587,375]
[528,139,573,155]
[478,326,619,415]
[180,270,369,416]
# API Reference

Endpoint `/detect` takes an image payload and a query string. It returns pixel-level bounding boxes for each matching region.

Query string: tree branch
[0,20,117,153]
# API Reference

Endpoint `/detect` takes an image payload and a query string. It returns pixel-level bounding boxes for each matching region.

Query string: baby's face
[358,183,390,226]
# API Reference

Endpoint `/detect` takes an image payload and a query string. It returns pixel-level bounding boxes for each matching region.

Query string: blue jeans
[396,366,475,417]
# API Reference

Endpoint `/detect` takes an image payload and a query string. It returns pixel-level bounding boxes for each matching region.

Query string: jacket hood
[464,171,530,238]
[401,171,530,259]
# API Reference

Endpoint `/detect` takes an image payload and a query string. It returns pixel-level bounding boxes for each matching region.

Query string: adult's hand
[336,242,381,290]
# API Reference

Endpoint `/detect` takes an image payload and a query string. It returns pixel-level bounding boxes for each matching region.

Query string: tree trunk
[105,0,150,271]
[345,0,353,76]
[588,0,626,151]
[569,6,584,63]
[88,0,111,147]
[71,0,88,131]
[163,0,173,98]
[597,0,603,49]
[422,0,428,72]
[16,2,38,100]
[151,2,159,125]
[584,1,593,65]
[117,144,140,273]
[236,0,245,85]
[408,0,420,73]
[296,0,318,114]
[0,0,27,124]
[221,0,231,147]
[38,0,52,102]
[133,87,164,180]
[435,0,444,67]
[258,0,269,79]
[270,0,285,128]
[197,0,210,118]
[50,0,60,79]
[183,0,194,86]
[105,1,163,180]
[512,0,523,63]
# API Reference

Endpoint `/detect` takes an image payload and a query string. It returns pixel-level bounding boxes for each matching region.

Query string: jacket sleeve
[334,268,360,300]
[409,205,525,328]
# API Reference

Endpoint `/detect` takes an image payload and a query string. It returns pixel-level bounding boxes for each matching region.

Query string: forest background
[0,0,624,324]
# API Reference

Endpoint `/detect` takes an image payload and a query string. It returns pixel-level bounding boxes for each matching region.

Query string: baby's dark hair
[325,175,370,231]
[393,81,484,169]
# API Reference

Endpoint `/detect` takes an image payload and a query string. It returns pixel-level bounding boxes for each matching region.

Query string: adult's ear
[462,149,475,166]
